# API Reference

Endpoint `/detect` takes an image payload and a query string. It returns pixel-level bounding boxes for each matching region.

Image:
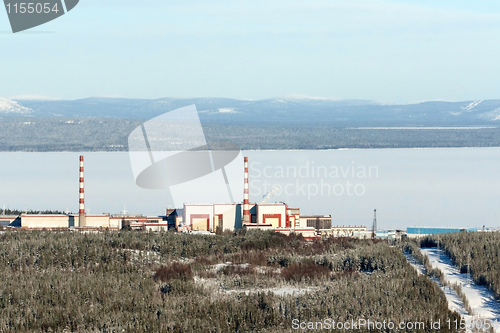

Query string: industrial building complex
[0,156,344,239]
[0,156,479,239]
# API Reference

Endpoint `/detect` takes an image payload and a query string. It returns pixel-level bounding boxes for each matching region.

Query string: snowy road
[405,252,469,316]
[421,248,500,331]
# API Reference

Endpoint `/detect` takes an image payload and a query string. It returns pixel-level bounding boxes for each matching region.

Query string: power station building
[182,203,327,230]
[182,203,243,232]
[178,157,334,237]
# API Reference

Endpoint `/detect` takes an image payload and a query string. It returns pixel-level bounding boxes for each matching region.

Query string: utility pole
[372,209,377,239]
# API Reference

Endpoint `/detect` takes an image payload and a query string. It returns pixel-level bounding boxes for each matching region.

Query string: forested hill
[2,97,500,151]
[1,117,500,151]
[3,97,500,127]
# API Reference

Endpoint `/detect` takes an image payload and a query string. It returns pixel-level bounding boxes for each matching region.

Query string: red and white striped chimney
[79,155,86,226]
[243,157,250,224]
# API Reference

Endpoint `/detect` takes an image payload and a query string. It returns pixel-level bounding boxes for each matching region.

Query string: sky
[1,0,500,103]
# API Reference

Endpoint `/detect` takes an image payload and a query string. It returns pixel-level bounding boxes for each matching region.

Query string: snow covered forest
[1,117,500,151]
[0,230,460,332]
[421,232,500,299]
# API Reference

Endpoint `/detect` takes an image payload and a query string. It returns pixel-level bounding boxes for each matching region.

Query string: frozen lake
[0,148,499,230]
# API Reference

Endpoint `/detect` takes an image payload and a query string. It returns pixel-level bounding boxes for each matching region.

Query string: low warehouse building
[300,215,332,230]
[0,215,21,227]
[352,230,373,239]
[21,214,75,229]
[331,225,368,237]
[406,226,477,238]
[79,215,111,228]
[274,227,317,239]
[21,214,120,230]
[121,216,168,231]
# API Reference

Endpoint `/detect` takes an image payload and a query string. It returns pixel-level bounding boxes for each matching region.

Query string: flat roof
[408,226,475,229]
[258,203,286,206]
[21,214,73,217]
[301,215,331,218]
[332,225,366,228]
[21,214,109,217]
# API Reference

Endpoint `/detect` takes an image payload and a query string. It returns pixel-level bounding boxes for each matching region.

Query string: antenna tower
[372,209,377,238]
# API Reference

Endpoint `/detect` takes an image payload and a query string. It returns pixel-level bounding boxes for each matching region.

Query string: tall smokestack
[243,157,250,224]
[79,155,86,227]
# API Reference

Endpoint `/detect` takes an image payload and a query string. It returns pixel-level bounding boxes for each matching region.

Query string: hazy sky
[1,0,500,103]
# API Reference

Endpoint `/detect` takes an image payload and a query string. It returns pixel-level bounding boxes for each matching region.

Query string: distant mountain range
[2,97,500,126]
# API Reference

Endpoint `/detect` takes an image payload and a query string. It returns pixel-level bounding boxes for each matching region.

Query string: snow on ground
[480,108,500,121]
[195,262,313,297]
[421,248,500,331]
[404,253,424,276]
[442,284,470,317]
[461,100,483,112]
[122,248,162,264]
[405,253,468,316]
[217,108,238,113]
[225,286,315,296]
[212,262,249,271]
[0,98,33,114]
[194,276,314,296]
